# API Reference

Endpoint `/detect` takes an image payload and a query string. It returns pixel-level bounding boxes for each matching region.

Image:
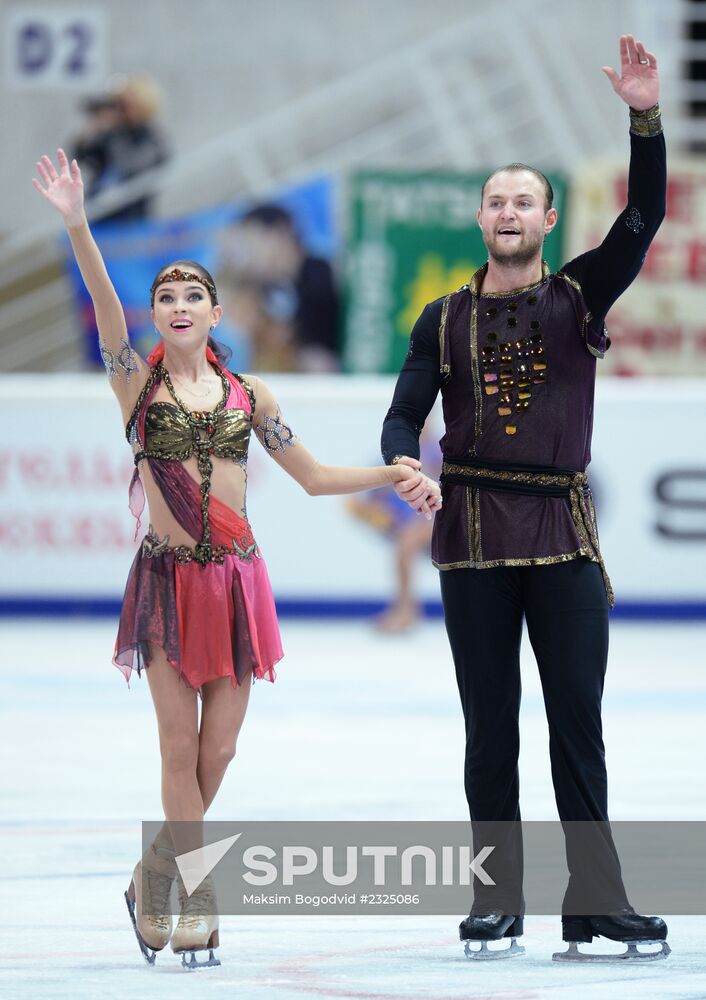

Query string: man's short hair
[480,164,554,213]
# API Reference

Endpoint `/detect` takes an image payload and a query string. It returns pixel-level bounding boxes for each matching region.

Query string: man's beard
[486,230,544,268]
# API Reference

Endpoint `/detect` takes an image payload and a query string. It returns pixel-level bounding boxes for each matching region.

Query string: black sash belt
[441,457,615,607]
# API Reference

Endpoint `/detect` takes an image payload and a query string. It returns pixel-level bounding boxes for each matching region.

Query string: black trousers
[440,557,628,913]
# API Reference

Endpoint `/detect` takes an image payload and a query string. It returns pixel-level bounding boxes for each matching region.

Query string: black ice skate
[553,908,670,962]
[460,912,525,960]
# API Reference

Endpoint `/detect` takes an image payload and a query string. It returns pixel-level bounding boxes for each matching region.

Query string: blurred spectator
[215,204,340,372]
[346,428,441,632]
[72,74,169,222]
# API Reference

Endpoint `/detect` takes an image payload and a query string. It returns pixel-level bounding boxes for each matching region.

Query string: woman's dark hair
[150,259,232,367]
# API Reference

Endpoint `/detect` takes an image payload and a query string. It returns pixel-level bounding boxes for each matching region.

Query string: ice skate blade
[124,887,157,966]
[464,937,525,960]
[553,940,671,963]
[179,948,221,971]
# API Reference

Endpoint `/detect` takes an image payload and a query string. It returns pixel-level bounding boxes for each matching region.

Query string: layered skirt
[113,541,283,690]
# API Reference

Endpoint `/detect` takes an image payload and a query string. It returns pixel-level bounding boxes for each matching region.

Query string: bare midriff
[137,456,249,547]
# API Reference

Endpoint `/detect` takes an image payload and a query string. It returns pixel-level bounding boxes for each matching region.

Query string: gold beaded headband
[150,267,218,306]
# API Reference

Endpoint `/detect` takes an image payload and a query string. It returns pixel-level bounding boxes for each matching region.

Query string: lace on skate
[123,867,173,967]
[124,852,176,966]
[173,878,221,971]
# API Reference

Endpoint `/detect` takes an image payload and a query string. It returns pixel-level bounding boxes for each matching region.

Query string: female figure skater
[33,150,441,969]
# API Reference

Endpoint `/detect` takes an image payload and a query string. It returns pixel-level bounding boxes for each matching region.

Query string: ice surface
[0,619,704,999]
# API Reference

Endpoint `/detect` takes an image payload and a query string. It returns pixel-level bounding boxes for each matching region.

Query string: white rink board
[0,374,704,604]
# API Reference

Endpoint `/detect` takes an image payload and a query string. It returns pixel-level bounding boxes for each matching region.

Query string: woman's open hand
[32,148,86,228]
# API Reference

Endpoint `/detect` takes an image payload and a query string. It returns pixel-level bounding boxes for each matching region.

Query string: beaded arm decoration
[99,336,138,382]
[150,267,218,305]
[99,339,117,379]
[256,410,296,453]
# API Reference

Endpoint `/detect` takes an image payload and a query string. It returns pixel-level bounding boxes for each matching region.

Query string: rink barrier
[1,597,705,620]
[1,374,705,615]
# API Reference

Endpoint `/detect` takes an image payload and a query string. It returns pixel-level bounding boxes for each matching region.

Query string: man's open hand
[602,34,659,110]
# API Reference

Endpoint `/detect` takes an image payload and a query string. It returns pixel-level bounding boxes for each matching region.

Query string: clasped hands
[393,456,442,521]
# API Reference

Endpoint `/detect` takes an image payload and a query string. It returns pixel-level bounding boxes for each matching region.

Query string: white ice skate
[124,845,177,965]
[171,871,221,970]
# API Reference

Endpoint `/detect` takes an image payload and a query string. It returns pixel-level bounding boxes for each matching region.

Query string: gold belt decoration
[142,526,260,566]
[441,462,615,607]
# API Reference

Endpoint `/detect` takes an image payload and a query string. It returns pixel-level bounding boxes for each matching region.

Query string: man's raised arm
[562,35,666,342]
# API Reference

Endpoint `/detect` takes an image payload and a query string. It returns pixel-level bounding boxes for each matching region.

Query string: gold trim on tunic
[554,275,607,359]
[469,295,482,450]
[472,487,482,563]
[440,462,615,607]
[468,261,551,298]
[433,550,586,571]
[555,270,583,295]
[438,293,451,379]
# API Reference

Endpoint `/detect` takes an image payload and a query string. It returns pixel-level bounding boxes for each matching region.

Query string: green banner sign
[343,170,566,373]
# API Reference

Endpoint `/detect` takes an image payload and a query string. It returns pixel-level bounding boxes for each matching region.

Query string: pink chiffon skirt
[113,545,283,690]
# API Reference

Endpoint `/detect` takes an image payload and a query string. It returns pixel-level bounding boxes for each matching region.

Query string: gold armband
[629,103,662,138]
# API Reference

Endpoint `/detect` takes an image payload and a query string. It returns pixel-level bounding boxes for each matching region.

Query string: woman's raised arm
[248,375,442,517]
[32,148,149,415]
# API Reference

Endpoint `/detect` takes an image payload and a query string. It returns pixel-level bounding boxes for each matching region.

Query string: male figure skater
[382,35,669,961]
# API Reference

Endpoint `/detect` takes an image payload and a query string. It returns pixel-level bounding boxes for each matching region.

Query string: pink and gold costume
[113,353,283,689]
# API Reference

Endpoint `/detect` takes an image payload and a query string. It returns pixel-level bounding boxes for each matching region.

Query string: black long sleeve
[381,301,442,463]
[562,128,666,333]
